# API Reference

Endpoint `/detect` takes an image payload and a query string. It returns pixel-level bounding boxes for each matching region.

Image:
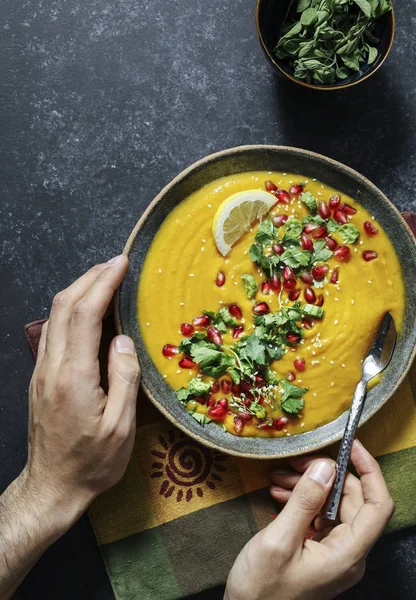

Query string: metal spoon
[325,312,397,521]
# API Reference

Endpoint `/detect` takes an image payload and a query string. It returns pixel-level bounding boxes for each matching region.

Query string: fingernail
[115,335,136,355]
[308,460,334,487]
[107,255,124,266]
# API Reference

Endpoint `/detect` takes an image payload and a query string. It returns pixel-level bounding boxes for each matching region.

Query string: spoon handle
[325,379,367,521]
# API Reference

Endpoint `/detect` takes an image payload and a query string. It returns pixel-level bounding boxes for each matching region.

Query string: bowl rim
[116,144,416,459]
[255,0,395,91]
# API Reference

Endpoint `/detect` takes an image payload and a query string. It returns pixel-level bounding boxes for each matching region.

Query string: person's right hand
[225,440,394,600]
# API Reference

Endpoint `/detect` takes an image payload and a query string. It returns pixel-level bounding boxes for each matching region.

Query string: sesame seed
[329,360,334,365]
[146,322,150,326]
[219,300,224,304]
[317,192,322,196]
[321,184,325,189]
[312,178,317,181]
[158,269,162,273]
[301,423,305,428]
[298,379,302,383]
[249,227,253,232]
[354,248,358,253]
[331,382,334,386]
[190,273,194,277]
[180,302,184,306]
[283,172,287,176]
[225,259,230,264]
[334,297,339,301]
[163,375,167,378]
[313,392,317,397]
[334,319,338,324]
[372,215,375,220]
[286,432,291,437]
[243,250,248,255]
[201,247,205,252]
[351,299,355,304]
[234,282,238,286]
[368,280,372,284]
[207,204,212,208]
[176,369,181,374]
[202,239,206,243]
[241,318,245,323]
[325,290,329,296]
[336,286,341,291]
[289,180,293,184]
[359,240,363,245]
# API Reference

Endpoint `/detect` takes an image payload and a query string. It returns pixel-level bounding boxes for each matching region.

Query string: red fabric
[25,212,416,359]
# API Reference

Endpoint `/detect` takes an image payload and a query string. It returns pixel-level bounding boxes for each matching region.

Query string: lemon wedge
[212,190,277,256]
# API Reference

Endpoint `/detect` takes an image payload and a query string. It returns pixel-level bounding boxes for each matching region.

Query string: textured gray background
[1,0,415,598]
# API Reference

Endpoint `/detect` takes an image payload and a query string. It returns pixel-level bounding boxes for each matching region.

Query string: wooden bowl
[256,0,395,91]
[116,145,416,458]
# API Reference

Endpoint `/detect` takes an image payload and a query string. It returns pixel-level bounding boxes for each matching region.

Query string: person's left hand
[21,255,141,533]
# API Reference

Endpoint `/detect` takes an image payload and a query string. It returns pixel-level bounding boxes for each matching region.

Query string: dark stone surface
[0,0,414,598]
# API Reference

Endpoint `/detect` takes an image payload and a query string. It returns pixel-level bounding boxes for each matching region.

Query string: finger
[315,471,364,530]
[350,440,395,555]
[68,256,128,368]
[36,320,49,365]
[268,459,336,553]
[270,470,301,489]
[104,335,140,429]
[46,262,110,358]
[269,485,292,503]
[288,454,331,474]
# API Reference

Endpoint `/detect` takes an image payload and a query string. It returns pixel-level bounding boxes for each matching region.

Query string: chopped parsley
[241,273,258,299]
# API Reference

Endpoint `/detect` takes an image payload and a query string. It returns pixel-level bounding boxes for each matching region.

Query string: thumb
[105,335,141,427]
[270,459,336,552]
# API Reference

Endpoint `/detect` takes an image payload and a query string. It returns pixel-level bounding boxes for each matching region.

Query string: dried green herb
[274,0,391,85]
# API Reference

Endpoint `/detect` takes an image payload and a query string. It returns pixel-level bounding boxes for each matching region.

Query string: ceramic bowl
[117,145,416,458]
[256,0,395,91]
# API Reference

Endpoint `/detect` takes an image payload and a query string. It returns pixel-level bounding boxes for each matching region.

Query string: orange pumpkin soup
[138,172,404,437]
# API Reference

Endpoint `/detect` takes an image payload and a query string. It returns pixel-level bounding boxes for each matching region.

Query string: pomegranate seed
[312,224,328,239]
[276,189,291,204]
[316,295,324,306]
[256,420,274,430]
[294,358,306,372]
[333,246,350,261]
[216,271,225,287]
[302,318,313,330]
[270,273,281,291]
[283,278,296,290]
[179,357,196,369]
[181,322,194,337]
[232,383,241,395]
[282,266,294,280]
[162,344,179,357]
[331,268,339,284]
[207,326,223,345]
[212,382,220,394]
[364,220,378,235]
[287,371,296,382]
[218,398,228,409]
[325,236,338,250]
[243,398,252,408]
[363,250,378,261]
[286,332,300,344]
[265,180,277,193]
[238,412,253,422]
[289,184,303,196]
[240,381,251,394]
[289,289,300,301]
[229,303,242,320]
[318,200,331,219]
[234,416,244,434]
[300,232,313,251]
[272,243,284,255]
[253,302,270,315]
[262,281,271,295]
[304,287,316,304]
[232,325,244,339]
[334,209,348,224]
[208,396,216,407]
[342,203,357,215]
[303,223,319,234]
[312,264,329,281]
[221,379,231,394]
[193,315,210,327]
[275,416,289,431]
[208,406,226,420]
[255,374,265,386]
[329,193,341,210]
[194,396,206,405]
[300,272,313,285]
[272,214,288,227]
